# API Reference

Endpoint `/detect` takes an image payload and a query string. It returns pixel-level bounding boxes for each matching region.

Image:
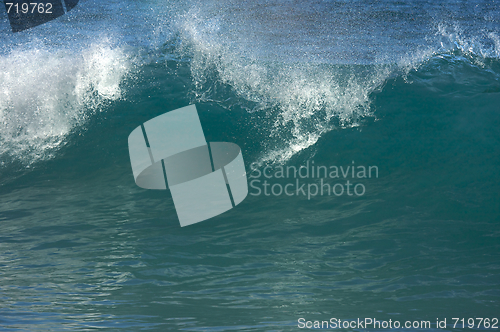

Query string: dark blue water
[0,0,499,330]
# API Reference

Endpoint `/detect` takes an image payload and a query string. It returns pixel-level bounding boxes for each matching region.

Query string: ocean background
[1,0,500,330]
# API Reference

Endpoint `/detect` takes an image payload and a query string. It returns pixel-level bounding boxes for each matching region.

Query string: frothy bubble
[0,39,131,166]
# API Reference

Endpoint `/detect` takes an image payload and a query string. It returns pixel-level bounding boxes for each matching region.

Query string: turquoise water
[0,0,499,330]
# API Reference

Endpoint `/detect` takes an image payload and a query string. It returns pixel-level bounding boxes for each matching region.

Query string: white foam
[0,39,131,166]
[437,24,500,59]
[178,8,390,164]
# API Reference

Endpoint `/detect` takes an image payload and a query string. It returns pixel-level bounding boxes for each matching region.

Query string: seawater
[0,0,499,330]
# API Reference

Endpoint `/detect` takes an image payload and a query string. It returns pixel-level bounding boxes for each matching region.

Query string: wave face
[0,0,499,330]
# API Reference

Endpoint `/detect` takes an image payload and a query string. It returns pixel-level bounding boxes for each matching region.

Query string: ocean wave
[0,39,131,167]
[174,14,500,164]
[1,1,499,169]
[176,7,392,164]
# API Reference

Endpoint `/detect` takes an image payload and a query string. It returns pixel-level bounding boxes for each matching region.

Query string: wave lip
[175,12,500,164]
